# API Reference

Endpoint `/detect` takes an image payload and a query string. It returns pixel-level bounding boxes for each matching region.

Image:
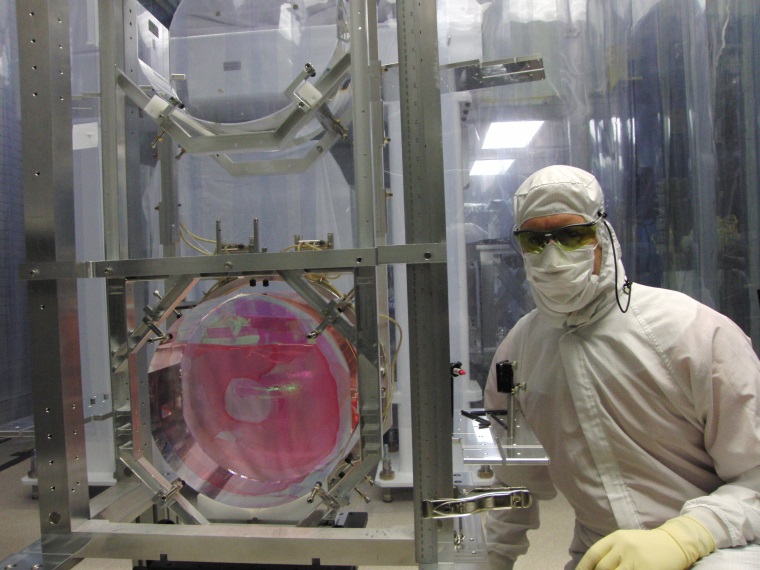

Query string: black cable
[603,217,632,313]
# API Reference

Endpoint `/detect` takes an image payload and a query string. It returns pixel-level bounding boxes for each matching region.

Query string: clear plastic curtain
[459,0,760,353]
[0,0,31,425]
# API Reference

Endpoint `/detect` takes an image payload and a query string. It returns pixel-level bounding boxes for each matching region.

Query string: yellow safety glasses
[514,219,599,254]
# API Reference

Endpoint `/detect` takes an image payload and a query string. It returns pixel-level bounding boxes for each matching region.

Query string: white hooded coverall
[484,167,760,568]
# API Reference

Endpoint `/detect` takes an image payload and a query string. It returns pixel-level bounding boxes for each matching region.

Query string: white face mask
[523,243,600,314]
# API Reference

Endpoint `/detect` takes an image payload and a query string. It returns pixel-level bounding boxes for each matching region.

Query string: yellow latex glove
[576,515,716,570]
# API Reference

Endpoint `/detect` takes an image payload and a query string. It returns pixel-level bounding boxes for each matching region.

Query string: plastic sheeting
[424,0,760,396]
[169,0,347,125]
[0,0,30,426]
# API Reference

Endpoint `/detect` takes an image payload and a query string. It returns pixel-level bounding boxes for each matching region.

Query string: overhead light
[470,159,515,176]
[482,121,544,149]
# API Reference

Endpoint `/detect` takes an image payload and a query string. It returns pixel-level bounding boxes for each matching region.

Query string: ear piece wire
[603,219,632,313]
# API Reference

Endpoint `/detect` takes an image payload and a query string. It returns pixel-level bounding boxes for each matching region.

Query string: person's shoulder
[511,308,541,334]
[491,309,541,364]
[505,309,552,351]
[632,283,701,313]
[631,283,742,332]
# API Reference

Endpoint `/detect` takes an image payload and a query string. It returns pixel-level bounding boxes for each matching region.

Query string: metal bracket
[460,409,509,431]
[449,55,545,92]
[278,269,357,346]
[118,451,209,525]
[142,315,167,344]
[285,63,321,110]
[306,482,342,512]
[157,478,184,506]
[114,53,354,176]
[421,486,532,519]
[316,105,352,142]
[306,295,354,341]
[111,275,198,371]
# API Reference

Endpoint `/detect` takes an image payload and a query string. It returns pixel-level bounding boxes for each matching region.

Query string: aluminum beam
[98,0,129,261]
[21,243,448,281]
[395,0,454,566]
[73,520,416,566]
[16,0,90,541]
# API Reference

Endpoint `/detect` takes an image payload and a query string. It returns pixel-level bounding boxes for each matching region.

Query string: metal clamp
[157,479,184,505]
[421,486,531,519]
[306,482,342,511]
[118,452,209,525]
[286,63,323,110]
[143,318,167,343]
[316,105,351,141]
[306,296,353,341]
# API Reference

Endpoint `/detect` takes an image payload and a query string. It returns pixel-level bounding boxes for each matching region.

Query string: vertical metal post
[350,0,385,471]
[350,0,387,248]
[354,266,383,463]
[158,137,180,257]
[98,0,128,261]
[107,279,133,459]
[121,0,147,261]
[396,0,453,566]
[116,0,157,481]
[99,0,145,489]
[16,0,90,543]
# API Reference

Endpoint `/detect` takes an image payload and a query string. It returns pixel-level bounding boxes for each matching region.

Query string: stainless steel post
[349,0,387,248]
[395,0,454,566]
[98,0,128,261]
[158,137,180,257]
[350,0,385,475]
[16,0,90,547]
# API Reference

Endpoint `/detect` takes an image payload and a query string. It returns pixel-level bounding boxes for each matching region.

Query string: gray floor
[0,436,575,569]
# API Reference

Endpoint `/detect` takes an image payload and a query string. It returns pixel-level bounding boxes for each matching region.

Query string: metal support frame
[396,0,454,566]
[14,0,463,568]
[115,54,353,176]
[98,0,128,261]
[16,3,90,561]
[72,520,416,566]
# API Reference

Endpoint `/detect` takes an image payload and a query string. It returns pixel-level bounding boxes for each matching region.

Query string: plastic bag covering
[148,288,358,507]
[0,0,31,425]
[166,0,349,127]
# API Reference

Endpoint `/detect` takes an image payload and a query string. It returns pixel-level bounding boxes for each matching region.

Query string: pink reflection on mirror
[149,289,357,507]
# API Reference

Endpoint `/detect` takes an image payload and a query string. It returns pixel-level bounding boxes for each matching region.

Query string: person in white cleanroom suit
[484,165,760,569]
